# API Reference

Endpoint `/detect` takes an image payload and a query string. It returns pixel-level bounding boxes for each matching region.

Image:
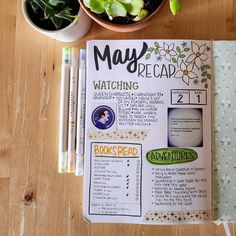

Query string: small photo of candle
[168,108,203,147]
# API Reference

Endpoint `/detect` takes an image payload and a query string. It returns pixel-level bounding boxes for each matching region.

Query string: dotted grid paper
[212,41,236,222]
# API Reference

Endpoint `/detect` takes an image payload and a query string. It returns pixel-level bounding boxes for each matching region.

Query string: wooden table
[1,0,236,235]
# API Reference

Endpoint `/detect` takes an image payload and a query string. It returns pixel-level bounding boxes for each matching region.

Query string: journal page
[83,40,212,224]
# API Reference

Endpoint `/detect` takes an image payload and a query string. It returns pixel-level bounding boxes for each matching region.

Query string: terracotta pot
[79,0,166,32]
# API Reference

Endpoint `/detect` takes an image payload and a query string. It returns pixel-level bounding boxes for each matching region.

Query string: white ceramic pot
[22,0,92,42]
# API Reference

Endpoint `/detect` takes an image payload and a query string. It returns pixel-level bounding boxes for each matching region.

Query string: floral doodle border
[145,41,211,88]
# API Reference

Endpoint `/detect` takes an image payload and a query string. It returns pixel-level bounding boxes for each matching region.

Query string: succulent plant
[84,0,180,23]
[26,0,79,30]
[84,0,148,21]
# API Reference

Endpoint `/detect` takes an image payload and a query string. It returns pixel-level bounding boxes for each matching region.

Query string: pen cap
[58,152,67,173]
[62,48,71,65]
[71,47,79,66]
[75,155,84,176]
[79,49,86,68]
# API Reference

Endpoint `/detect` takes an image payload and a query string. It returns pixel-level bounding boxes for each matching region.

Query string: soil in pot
[26,0,80,31]
[98,0,163,24]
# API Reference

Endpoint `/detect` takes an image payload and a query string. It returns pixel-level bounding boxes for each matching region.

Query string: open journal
[82,40,236,224]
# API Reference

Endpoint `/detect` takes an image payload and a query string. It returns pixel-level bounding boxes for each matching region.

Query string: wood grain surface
[0,0,236,235]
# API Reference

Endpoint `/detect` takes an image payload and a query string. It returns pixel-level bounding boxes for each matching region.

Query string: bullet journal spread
[82,39,236,224]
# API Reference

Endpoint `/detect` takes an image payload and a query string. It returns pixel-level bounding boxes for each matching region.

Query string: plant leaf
[45,6,57,18]
[125,0,144,16]
[38,0,54,9]
[205,83,208,89]
[204,64,210,69]
[31,0,53,11]
[84,0,91,7]
[184,48,190,52]
[155,48,159,54]
[207,74,211,79]
[118,0,132,4]
[148,47,154,52]
[55,6,75,22]
[169,0,181,15]
[201,78,207,83]
[106,0,127,17]
[201,66,205,71]
[90,0,106,14]
[49,0,66,6]
[202,71,207,76]
[154,42,159,47]
[30,1,39,12]
[50,16,64,29]
[179,54,185,58]
[133,9,148,21]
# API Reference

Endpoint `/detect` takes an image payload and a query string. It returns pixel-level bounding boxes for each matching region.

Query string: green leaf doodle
[145,53,151,60]
[172,58,177,63]
[148,47,154,52]
[145,42,160,59]
[176,46,181,53]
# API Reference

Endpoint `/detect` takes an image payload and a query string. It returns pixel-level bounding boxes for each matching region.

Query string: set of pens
[58,47,86,175]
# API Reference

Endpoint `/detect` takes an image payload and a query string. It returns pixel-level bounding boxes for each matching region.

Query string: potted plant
[79,0,180,32]
[22,0,92,42]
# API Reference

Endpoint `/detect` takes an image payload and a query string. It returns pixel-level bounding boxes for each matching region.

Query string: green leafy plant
[84,0,180,23]
[26,0,79,30]
[84,0,148,21]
